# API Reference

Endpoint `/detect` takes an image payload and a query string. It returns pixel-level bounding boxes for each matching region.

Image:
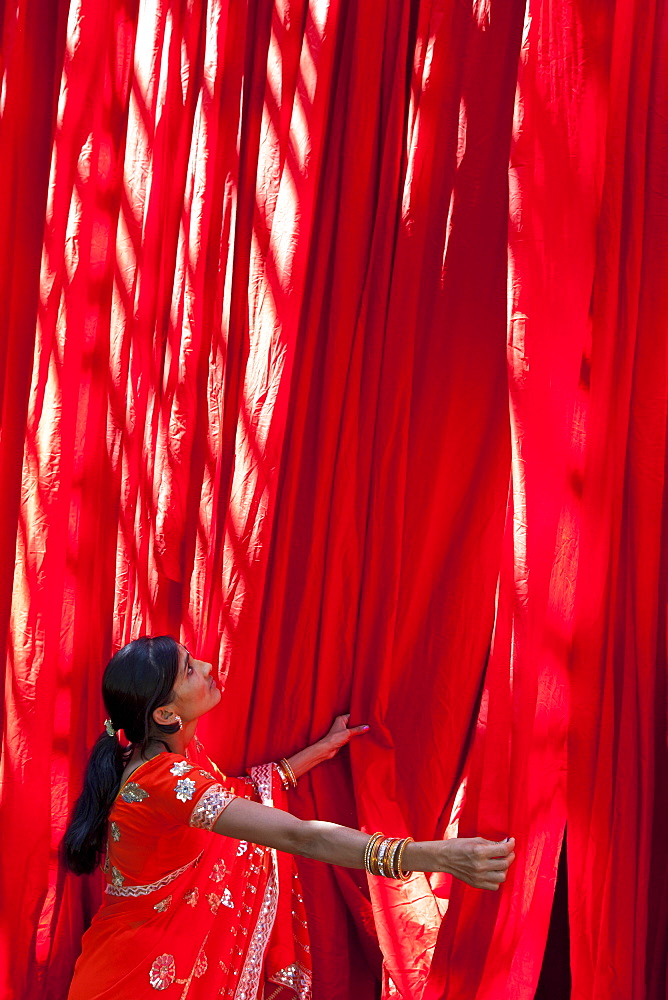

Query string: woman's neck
[144,720,197,759]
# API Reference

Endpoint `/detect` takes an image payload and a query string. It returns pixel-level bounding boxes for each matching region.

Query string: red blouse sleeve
[146,755,238,831]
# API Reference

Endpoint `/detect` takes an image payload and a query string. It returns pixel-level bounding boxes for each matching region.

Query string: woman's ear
[152,705,176,727]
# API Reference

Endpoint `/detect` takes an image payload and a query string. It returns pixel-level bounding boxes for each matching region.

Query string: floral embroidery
[197,769,215,781]
[269,962,312,1000]
[184,887,199,906]
[111,866,125,887]
[237,841,248,857]
[110,822,121,841]
[170,760,193,777]
[121,782,149,803]
[206,888,234,914]
[153,895,172,912]
[209,860,227,882]
[190,786,235,830]
[174,777,197,802]
[206,892,221,914]
[149,954,175,990]
[193,949,208,978]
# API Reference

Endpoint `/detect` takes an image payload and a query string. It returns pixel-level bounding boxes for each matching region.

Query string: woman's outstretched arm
[213,796,515,892]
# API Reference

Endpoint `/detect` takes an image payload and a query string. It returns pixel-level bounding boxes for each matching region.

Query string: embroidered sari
[67,741,311,999]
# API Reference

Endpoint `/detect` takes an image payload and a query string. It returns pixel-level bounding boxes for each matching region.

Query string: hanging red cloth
[0,1,666,999]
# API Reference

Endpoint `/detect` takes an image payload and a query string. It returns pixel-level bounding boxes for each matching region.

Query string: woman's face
[162,644,221,725]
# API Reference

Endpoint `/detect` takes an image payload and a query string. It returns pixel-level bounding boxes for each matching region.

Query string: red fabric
[1,2,666,1000]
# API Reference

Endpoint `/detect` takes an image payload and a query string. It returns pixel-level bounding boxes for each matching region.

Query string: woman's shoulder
[116,753,170,799]
[116,748,234,804]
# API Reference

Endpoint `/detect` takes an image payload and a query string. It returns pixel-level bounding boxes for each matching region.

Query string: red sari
[67,740,311,999]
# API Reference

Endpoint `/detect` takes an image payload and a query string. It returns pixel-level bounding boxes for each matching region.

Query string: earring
[173,715,183,730]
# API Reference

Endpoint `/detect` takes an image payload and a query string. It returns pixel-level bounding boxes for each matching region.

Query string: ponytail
[62,635,180,875]
[62,731,128,875]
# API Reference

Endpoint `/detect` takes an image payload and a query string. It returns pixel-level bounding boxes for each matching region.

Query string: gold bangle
[389,838,404,878]
[275,762,290,790]
[377,838,396,878]
[376,837,396,877]
[279,758,298,789]
[375,838,388,876]
[368,834,385,876]
[363,833,384,874]
[384,838,403,878]
[395,837,414,881]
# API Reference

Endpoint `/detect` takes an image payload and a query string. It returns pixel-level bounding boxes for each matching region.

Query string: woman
[64,635,515,999]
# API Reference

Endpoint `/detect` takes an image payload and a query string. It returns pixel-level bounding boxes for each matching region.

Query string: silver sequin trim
[248,763,273,805]
[110,822,121,841]
[234,766,278,1000]
[189,785,236,831]
[233,851,278,1000]
[105,851,204,896]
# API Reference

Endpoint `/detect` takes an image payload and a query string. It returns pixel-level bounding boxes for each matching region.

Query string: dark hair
[62,635,181,875]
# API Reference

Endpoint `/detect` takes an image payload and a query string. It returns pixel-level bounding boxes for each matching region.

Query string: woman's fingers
[479,837,515,857]
[328,715,369,736]
[440,836,517,891]
[321,717,370,757]
[472,868,509,890]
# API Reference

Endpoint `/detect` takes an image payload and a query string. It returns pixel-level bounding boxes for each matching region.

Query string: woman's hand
[433,836,516,890]
[286,715,369,779]
[317,714,369,760]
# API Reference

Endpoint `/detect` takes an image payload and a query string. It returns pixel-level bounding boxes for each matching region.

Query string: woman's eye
[188,665,193,675]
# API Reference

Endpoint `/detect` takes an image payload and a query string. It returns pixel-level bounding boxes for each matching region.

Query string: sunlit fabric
[0,1,666,999]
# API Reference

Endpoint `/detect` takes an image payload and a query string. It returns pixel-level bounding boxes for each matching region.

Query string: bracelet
[383,838,402,878]
[386,838,402,878]
[363,833,384,874]
[394,837,414,880]
[368,833,385,876]
[376,837,392,875]
[363,835,414,879]
[275,762,290,790]
[278,758,298,789]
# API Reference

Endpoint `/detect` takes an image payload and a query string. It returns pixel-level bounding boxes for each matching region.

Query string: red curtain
[0,2,666,999]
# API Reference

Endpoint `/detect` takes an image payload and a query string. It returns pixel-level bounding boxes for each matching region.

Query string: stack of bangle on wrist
[276,758,298,790]
[363,832,414,880]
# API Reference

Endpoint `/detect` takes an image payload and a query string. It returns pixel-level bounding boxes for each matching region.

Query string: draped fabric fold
[0,1,666,999]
